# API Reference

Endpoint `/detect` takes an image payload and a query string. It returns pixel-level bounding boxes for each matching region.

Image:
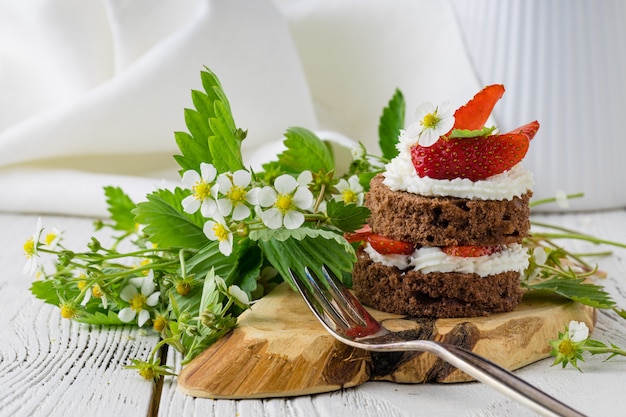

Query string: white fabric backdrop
[1,0,624,216]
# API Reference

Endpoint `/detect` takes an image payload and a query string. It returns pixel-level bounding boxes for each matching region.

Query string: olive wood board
[178,282,596,399]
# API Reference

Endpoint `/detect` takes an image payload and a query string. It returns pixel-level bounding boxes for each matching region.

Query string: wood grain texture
[178,282,595,399]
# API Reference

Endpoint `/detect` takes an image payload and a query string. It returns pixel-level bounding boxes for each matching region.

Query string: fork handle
[421,342,586,417]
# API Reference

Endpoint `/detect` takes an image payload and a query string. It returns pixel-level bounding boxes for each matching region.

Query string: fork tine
[319,266,368,328]
[288,268,350,332]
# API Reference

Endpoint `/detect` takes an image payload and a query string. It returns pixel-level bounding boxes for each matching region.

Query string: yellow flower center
[421,112,440,129]
[130,293,148,312]
[92,284,104,298]
[276,194,293,212]
[77,280,88,290]
[60,304,76,319]
[227,185,246,204]
[23,238,35,257]
[45,232,57,246]
[193,181,212,201]
[558,339,576,357]
[342,189,357,204]
[212,223,230,242]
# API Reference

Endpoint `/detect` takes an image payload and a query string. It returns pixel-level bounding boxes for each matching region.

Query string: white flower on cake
[118,272,161,327]
[216,169,258,221]
[181,162,219,217]
[404,101,454,147]
[258,173,314,230]
[204,214,234,256]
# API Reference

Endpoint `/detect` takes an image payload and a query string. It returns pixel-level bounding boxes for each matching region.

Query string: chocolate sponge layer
[366,174,531,247]
[352,249,524,317]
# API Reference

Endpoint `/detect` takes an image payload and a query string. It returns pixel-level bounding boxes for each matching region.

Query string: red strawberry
[344,225,415,255]
[410,124,534,181]
[452,84,505,131]
[442,245,500,257]
[344,225,373,243]
[367,234,415,255]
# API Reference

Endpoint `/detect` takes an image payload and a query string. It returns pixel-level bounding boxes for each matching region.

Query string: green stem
[530,192,584,207]
[583,346,626,357]
[532,233,626,249]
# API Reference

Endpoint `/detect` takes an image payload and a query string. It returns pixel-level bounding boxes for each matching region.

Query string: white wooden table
[2,211,626,417]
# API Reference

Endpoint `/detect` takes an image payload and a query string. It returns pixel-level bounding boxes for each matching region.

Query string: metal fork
[289,266,586,417]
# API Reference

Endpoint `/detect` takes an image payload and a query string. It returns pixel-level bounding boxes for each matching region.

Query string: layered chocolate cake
[350,85,539,317]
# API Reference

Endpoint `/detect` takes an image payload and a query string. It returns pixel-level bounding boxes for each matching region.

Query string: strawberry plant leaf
[174,67,244,174]
[133,188,208,249]
[275,127,334,174]
[378,88,405,160]
[326,200,370,232]
[524,276,616,309]
[104,186,137,232]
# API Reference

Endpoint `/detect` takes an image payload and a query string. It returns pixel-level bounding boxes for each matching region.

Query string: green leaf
[326,200,370,232]
[133,188,208,249]
[75,310,126,325]
[208,100,244,173]
[378,89,405,160]
[174,67,243,174]
[103,186,137,232]
[525,277,616,309]
[251,227,356,289]
[30,280,60,306]
[449,126,497,138]
[276,127,335,174]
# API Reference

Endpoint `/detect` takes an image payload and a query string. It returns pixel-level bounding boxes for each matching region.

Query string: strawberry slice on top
[409,84,539,182]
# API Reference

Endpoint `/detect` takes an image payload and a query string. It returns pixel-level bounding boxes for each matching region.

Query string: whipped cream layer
[364,243,529,277]
[382,132,534,200]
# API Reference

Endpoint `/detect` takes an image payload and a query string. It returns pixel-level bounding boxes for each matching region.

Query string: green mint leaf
[448,126,497,138]
[251,227,356,289]
[525,276,616,309]
[133,188,208,249]
[103,186,137,232]
[174,67,244,174]
[276,127,335,174]
[378,88,405,160]
[326,200,370,232]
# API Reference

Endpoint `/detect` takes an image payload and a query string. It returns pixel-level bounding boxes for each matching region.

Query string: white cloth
[1,0,624,217]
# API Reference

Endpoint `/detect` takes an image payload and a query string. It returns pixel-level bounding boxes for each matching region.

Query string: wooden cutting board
[178,282,596,399]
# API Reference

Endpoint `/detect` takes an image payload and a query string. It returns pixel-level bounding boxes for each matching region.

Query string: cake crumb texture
[352,249,524,317]
[366,174,531,246]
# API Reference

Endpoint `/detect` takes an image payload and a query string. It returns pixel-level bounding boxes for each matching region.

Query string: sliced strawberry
[509,120,540,140]
[452,84,505,131]
[442,245,500,257]
[367,234,415,255]
[410,126,532,181]
[344,225,372,243]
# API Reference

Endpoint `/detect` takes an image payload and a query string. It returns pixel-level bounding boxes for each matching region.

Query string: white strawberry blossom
[405,101,454,147]
[216,170,259,221]
[333,175,364,205]
[568,320,590,343]
[257,173,314,229]
[23,217,43,276]
[204,214,234,256]
[118,272,161,327]
[181,162,219,217]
